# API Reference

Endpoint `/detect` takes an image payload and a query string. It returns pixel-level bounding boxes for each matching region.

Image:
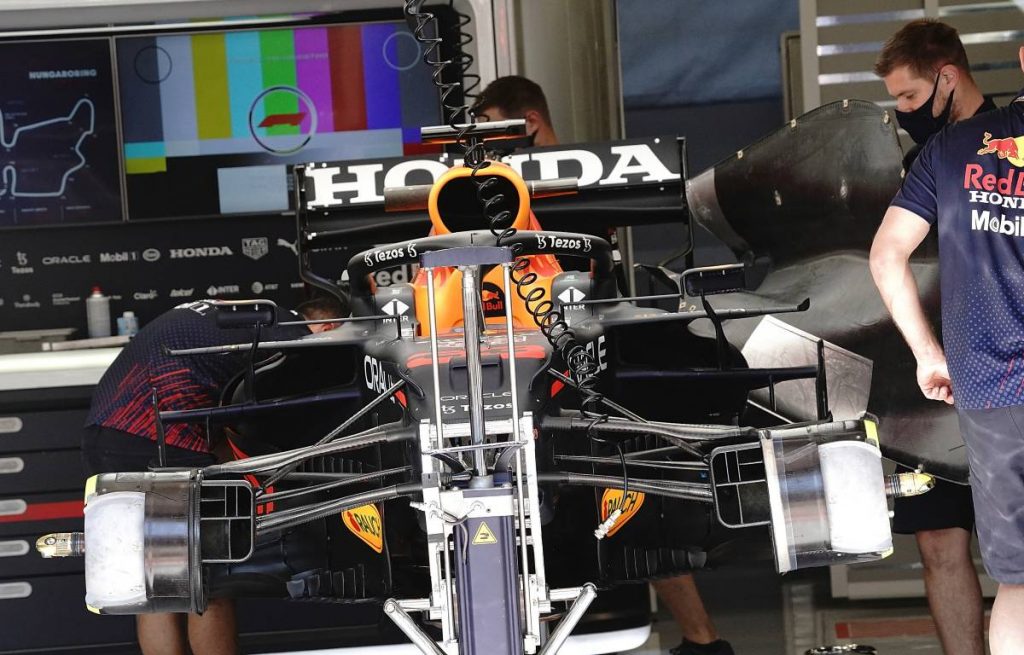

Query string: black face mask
[484,129,537,156]
[895,74,954,145]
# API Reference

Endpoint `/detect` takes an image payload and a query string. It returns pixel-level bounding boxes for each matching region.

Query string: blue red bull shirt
[893,93,1024,409]
[86,301,309,452]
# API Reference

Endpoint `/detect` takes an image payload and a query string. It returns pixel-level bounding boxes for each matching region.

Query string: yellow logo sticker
[600,489,645,538]
[342,504,384,553]
[978,132,1024,167]
[472,521,498,545]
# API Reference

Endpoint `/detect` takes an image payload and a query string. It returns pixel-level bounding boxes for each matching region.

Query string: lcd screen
[0,38,123,226]
[117,21,442,220]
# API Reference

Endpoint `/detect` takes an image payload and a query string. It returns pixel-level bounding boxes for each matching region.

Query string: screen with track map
[117,20,442,220]
[0,38,123,226]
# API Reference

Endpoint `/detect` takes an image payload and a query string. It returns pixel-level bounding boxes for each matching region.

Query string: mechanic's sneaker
[669,638,735,655]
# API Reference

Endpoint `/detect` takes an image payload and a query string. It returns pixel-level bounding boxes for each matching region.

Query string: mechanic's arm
[869,205,953,404]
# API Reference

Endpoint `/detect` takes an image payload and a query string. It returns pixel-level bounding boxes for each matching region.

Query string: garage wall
[512,0,623,143]
[617,0,799,267]
[799,0,1024,114]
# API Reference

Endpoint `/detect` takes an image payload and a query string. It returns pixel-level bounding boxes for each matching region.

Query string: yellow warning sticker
[342,504,384,553]
[864,419,880,447]
[600,489,645,538]
[472,521,498,545]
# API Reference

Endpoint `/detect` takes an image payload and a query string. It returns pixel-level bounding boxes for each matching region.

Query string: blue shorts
[958,405,1024,584]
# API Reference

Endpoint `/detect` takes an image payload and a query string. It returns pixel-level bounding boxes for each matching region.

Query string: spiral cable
[403,1,626,501]
[449,0,480,102]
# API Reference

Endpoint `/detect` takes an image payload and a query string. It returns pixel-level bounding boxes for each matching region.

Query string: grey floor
[631,565,969,655]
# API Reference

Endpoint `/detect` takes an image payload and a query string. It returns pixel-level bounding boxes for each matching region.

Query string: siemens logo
[170,246,234,259]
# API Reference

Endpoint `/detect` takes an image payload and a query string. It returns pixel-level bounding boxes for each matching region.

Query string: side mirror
[681,263,750,296]
[211,300,278,330]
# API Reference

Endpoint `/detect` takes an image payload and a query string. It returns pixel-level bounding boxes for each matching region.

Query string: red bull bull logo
[977,132,1024,166]
[481,281,506,317]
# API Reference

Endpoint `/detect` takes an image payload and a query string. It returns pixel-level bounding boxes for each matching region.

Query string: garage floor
[632,565,990,655]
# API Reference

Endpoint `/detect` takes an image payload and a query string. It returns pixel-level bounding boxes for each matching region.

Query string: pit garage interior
[0,1,1021,654]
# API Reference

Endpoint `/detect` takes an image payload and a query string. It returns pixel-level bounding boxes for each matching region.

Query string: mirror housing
[682,263,751,296]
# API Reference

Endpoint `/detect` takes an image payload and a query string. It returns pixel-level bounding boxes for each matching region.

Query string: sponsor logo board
[342,504,383,553]
[600,489,645,538]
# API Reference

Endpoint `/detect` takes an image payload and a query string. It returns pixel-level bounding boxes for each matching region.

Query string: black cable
[402,1,627,503]
[448,0,479,102]
[547,369,647,423]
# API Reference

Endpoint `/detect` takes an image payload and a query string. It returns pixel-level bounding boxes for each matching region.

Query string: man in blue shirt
[871,41,1024,655]
[873,20,995,655]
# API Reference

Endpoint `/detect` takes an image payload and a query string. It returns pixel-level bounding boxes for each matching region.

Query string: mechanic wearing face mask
[873,19,994,655]
[471,75,559,148]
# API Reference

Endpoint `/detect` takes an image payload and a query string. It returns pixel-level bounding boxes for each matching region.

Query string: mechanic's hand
[916,358,954,405]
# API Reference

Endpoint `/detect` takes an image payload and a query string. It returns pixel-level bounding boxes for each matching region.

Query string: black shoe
[669,639,735,655]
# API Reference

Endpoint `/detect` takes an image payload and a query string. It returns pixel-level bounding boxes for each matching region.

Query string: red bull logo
[977,132,1024,166]
[481,282,506,317]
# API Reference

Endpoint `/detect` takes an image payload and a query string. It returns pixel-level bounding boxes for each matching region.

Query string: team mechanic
[874,20,995,655]
[870,44,1024,655]
[82,295,343,655]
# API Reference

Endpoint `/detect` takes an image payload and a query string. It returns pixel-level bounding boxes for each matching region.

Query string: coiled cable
[403,1,629,520]
[448,0,480,102]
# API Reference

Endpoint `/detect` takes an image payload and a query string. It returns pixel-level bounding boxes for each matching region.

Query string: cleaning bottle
[86,287,111,338]
[117,311,139,337]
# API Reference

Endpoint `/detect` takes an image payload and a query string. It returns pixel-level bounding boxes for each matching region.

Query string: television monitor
[117,19,443,220]
[0,38,123,226]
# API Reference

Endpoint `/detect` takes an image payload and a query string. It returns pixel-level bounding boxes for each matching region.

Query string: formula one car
[36,115,930,655]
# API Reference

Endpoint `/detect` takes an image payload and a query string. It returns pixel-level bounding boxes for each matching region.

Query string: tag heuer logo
[242,237,269,261]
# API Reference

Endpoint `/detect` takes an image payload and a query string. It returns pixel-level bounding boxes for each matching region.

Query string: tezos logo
[10,251,33,274]
[364,243,417,268]
[171,246,234,259]
[535,233,592,252]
